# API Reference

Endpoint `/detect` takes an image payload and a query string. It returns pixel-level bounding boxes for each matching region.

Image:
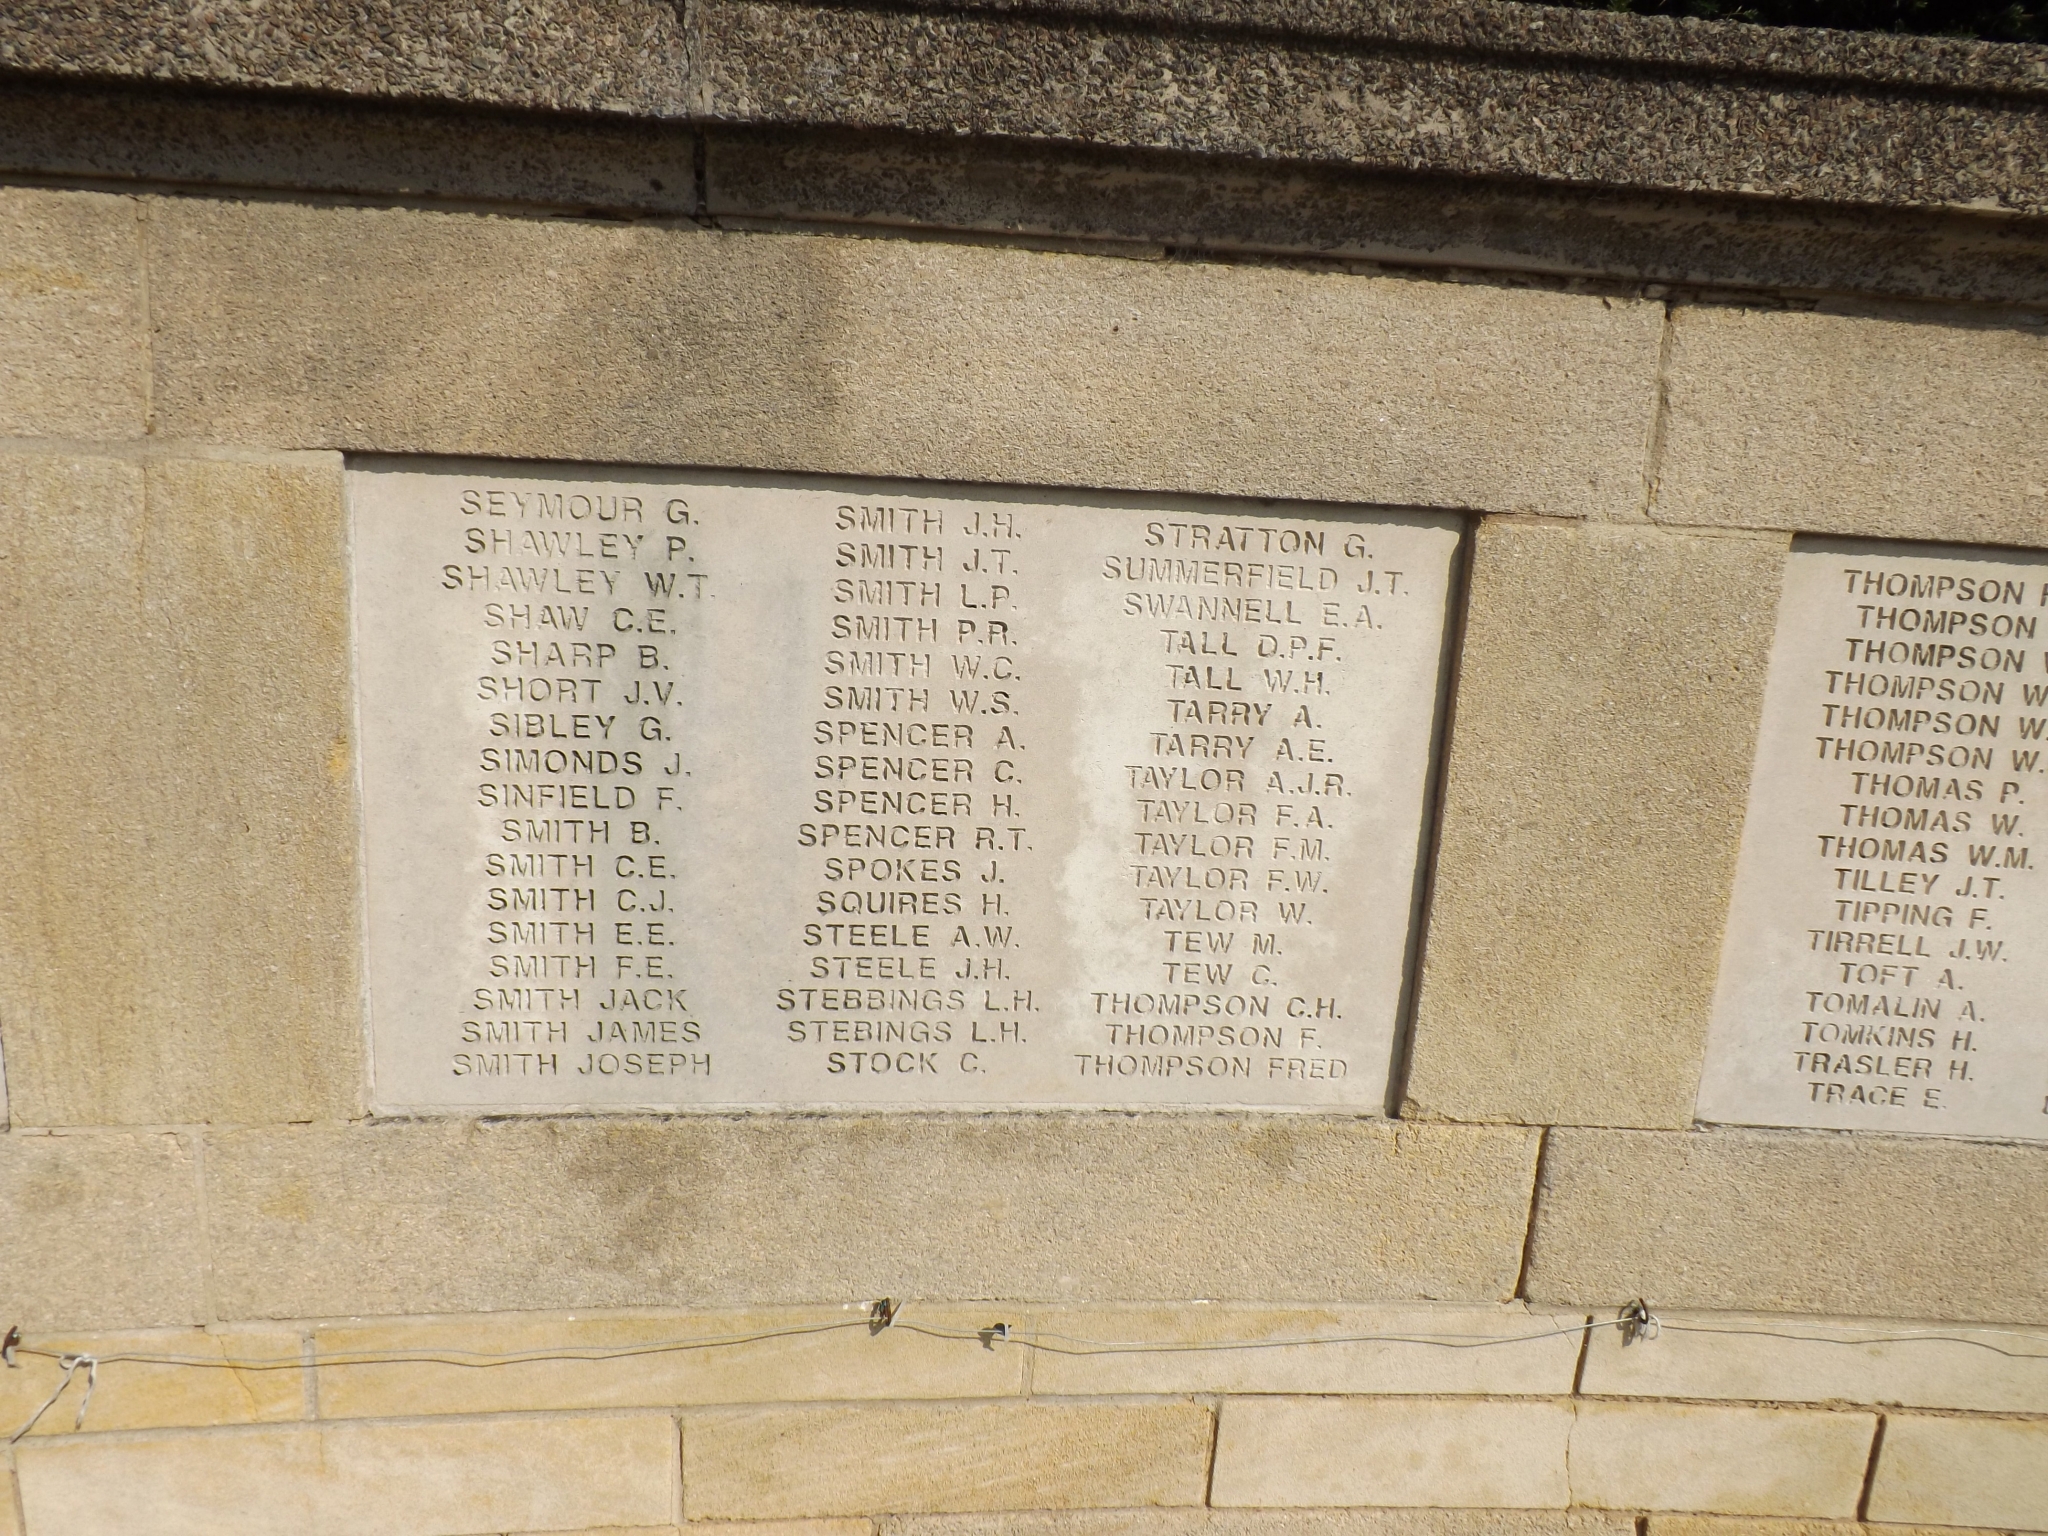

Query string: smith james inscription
[349,464,1457,1112]
[1700,539,2048,1141]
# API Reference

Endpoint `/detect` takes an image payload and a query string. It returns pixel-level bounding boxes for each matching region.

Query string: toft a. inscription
[348,463,1458,1112]
[1699,538,2048,1141]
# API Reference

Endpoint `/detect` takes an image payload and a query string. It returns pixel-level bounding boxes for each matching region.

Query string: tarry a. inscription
[1700,539,2048,1141]
[349,465,1457,1112]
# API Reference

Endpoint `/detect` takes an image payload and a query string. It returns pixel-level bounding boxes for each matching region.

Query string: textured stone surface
[0,1131,205,1328]
[691,0,2048,215]
[0,451,363,1126]
[1403,522,1786,1130]
[1646,1520,2014,1536]
[0,187,144,439]
[1866,1415,2048,1529]
[1655,302,2048,547]
[0,1327,304,1435]
[1026,1303,1584,1397]
[682,1401,1212,1517]
[1582,1309,2048,1413]
[148,197,1663,518]
[1568,1402,1874,1516]
[887,1516,1636,1536]
[312,1305,1021,1418]
[1210,1397,1572,1508]
[203,1117,1540,1316]
[12,1414,676,1536]
[1524,1129,2048,1322]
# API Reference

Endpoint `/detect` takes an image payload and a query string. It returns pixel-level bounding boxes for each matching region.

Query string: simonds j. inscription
[348,464,1458,1112]
[1699,539,2048,1141]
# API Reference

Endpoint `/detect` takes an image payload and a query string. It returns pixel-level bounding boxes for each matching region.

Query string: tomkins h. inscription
[1699,538,2048,1141]
[348,463,1458,1112]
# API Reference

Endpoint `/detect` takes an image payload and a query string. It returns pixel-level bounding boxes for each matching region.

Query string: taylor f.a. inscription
[1699,539,2048,1141]
[349,464,1458,1112]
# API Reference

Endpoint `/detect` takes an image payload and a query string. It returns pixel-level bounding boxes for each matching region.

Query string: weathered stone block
[147,198,1663,518]
[0,1130,205,1328]
[1404,521,1786,1129]
[883,1516,1635,1536]
[204,1116,1541,1316]
[13,1414,676,1536]
[1569,1402,1874,1516]
[0,451,362,1126]
[1026,1303,1584,1397]
[1656,302,2048,547]
[1580,1309,2048,1413]
[682,1402,1212,1518]
[0,188,146,439]
[313,1305,1020,1418]
[0,1327,303,1435]
[1524,1128,2048,1322]
[1866,1414,2048,1530]
[1209,1398,1573,1509]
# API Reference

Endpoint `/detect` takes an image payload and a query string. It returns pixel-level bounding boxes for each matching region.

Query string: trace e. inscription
[1700,539,2048,1141]
[347,463,1457,1113]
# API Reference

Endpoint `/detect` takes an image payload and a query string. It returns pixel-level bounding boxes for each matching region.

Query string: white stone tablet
[348,462,1459,1113]
[1699,538,2048,1141]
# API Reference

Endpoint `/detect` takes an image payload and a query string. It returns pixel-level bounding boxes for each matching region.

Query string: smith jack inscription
[349,464,1458,1113]
[1700,539,2048,1141]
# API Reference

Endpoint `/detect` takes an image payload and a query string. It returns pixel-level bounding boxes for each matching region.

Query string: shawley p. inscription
[349,465,1458,1112]
[1699,539,2048,1141]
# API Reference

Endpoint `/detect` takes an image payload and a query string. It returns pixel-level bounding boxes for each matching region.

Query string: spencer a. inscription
[348,465,1459,1113]
[1699,539,2048,1141]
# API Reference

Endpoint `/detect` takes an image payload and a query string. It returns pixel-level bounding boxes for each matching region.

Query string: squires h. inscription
[349,465,1458,1112]
[1700,540,2048,1141]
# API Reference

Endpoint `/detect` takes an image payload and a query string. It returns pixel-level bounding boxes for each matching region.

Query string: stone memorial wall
[1,5,2047,1533]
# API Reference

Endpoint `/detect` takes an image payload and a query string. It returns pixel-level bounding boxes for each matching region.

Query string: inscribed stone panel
[1699,538,2048,1139]
[348,463,1457,1111]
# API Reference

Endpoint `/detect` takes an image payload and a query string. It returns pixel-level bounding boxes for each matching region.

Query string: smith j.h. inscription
[349,465,1458,1112]
[1700,540,2048,1141]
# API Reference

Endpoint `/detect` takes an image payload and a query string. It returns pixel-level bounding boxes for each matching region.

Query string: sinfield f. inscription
[348,464,1458,1112]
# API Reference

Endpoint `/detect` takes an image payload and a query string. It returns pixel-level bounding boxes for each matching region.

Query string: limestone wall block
[0,451,363,1126]
[202,1116,1542,1316]
[1655,301,2048,546]
[145,197,1664,518]
[1405,519,1787,1129]
[1568,1402,1875,1517]
[1866,1414,2048,1530]
[681,1401,1213,1518]
[0,1326,304,1435]
[1524,1128,2048,1322]
[0,189,146,440]
[0,1130,205,1329]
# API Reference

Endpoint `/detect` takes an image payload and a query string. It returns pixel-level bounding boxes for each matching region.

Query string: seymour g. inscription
[1699,539,2048,1141]
[348,464,1458,1112]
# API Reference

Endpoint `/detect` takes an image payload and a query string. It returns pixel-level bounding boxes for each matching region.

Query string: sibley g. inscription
[1699,538,2048,1141]
[348,463,1458,1112]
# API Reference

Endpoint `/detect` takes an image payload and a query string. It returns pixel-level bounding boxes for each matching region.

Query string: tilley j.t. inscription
[349,465,1458,1112]
[1700,540,2048,1141]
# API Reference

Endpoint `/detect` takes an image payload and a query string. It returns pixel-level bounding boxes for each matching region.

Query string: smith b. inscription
[1700,539,2048,1141]
[349,465,1457,1112]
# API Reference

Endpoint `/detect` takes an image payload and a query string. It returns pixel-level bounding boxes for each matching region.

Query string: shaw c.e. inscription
[1700,538,2048,1141]
[349,463,1458,1113]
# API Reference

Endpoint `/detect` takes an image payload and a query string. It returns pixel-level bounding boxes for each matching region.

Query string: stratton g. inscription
[1699,539,2048,1141]
[349,464,1457,1112]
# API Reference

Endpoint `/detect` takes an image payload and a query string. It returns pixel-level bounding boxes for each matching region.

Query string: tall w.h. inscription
[1701,539,2048,1141]
[349,464,1458,1112]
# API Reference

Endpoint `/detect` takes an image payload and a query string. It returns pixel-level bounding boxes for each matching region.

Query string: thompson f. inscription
[349,465,1458,1112]
[1699,539,2048,1141]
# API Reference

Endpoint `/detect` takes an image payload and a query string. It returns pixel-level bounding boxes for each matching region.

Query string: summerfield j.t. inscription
[1700,539,2048,1141]
[348,464,1459,1113]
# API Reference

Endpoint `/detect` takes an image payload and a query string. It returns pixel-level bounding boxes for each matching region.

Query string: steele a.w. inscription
[1699,539,2048,1141]
[348,464,1458,1112]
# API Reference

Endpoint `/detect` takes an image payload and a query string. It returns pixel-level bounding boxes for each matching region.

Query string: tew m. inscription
[349,465,1458,1112]
[1699,540,2048,1141]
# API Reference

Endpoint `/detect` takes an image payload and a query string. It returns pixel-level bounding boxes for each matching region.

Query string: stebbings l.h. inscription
[1701,539,2048,1142]
[349,465,1459,1112]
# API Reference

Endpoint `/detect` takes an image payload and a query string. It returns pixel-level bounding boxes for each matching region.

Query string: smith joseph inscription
[349,465,1459,1112]
[1701,540,2048,1141]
